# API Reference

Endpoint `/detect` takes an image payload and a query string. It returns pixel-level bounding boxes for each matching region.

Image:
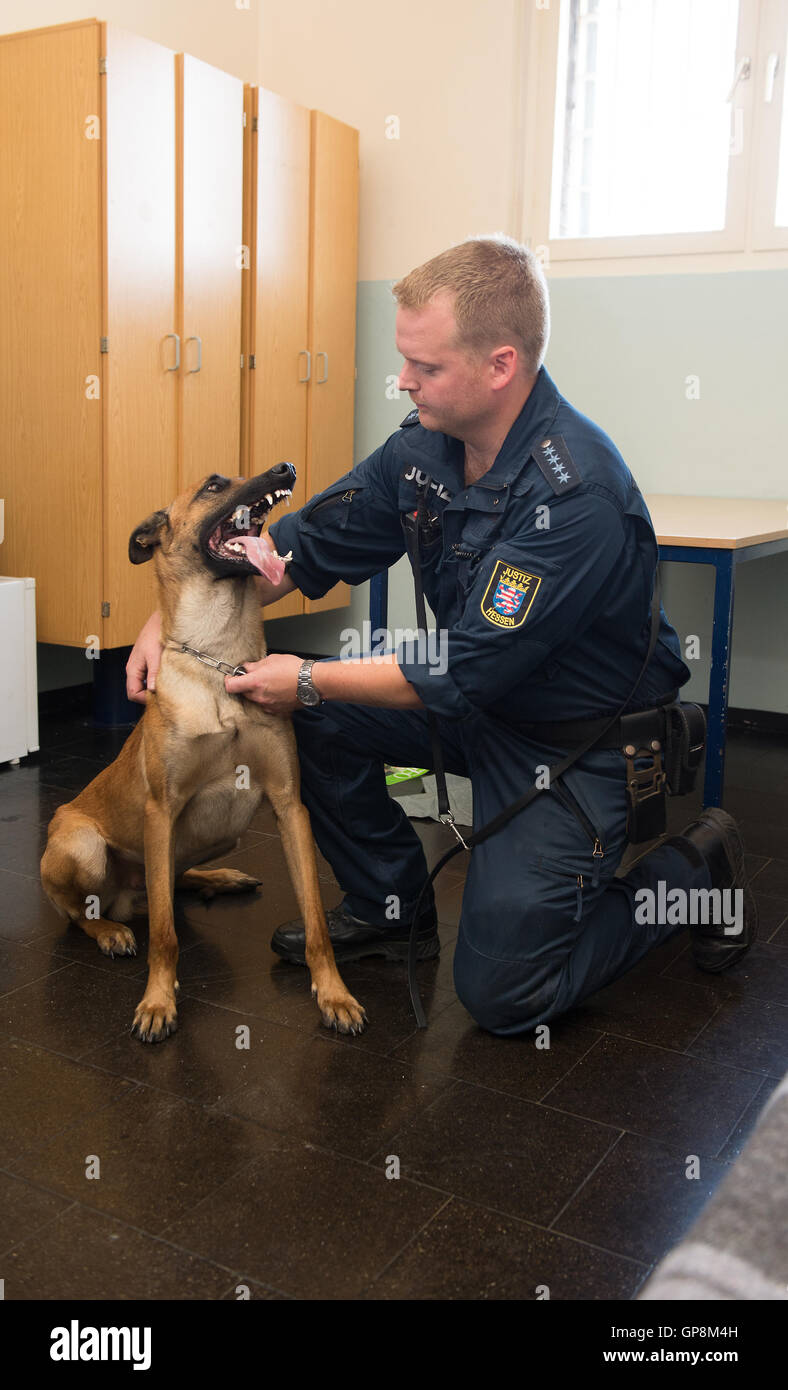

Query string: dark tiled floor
[0,692,786,1300]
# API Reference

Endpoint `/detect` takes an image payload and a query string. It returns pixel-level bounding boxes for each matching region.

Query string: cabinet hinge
[99,57,107,74]
[252,115,258,133]
[249,354,256,369]
[100,337,109,354]
[240,353,244,369]
[101,601,110,618]
[242,110,247,128]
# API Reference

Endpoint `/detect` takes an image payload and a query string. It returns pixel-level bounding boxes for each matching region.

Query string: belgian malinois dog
[40,465,367,1042]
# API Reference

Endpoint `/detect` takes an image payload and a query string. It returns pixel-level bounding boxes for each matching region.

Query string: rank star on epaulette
[400,407,421,428]
[481,560,542,629]
[531,434,581,494]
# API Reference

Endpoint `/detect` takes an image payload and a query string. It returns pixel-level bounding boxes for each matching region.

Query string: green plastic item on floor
[384,765,430,786]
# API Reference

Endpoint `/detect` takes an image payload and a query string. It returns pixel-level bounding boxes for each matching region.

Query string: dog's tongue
[232,535,286,584]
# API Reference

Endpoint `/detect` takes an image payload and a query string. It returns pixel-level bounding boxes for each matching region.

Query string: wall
[4,2,786,711]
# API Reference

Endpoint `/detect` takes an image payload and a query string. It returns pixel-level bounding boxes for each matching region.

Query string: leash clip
[439,810,469,851]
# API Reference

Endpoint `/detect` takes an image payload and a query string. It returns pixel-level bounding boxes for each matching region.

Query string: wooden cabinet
[0,18,358,649]
[242,86,358,618]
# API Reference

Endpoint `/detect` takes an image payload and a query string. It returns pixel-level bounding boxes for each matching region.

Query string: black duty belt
[509,689,680,750]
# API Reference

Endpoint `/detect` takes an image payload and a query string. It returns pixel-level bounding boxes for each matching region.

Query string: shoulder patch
[531,434,582,494]
[400,407,421,428]
[480,560,542,629]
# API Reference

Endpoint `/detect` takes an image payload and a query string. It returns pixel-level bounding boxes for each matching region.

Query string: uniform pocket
[300,480,367,534]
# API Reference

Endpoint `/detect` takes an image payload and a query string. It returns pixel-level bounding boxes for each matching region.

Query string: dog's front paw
[312,984,368,1036]
[96,925,137,958]
[131,993,178,1044]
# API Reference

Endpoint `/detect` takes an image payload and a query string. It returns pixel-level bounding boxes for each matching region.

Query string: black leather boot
[271,903,440,965]
[664,807,757,972]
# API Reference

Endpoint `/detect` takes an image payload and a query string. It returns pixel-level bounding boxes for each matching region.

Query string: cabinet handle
[185,335,202,373]
[316,350,328,384]
[164,333,180,371]
[298,349,311,382]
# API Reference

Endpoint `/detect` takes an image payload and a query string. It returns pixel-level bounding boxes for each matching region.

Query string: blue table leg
[704,550,735,807]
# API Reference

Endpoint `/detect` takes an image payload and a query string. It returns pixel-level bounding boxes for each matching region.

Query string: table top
[644,495,788,549]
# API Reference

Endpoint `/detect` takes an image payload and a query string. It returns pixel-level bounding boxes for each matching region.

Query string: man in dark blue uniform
[129,235,756,1036]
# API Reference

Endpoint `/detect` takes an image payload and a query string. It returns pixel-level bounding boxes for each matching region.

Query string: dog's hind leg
[40,813,137,958]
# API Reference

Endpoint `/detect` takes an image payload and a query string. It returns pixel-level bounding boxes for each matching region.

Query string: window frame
[520,0,787,270]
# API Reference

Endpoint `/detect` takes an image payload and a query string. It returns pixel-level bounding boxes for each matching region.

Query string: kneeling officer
[128,235,756,1036]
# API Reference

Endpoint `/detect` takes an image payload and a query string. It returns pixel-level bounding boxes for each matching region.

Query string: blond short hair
[392,234,550,379]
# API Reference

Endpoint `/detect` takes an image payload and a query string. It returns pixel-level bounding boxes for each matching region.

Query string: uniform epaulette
[530,434,582,494]
[399,407,421,428]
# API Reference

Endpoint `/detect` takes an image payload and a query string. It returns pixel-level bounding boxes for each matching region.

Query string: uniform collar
[398,365,563,494]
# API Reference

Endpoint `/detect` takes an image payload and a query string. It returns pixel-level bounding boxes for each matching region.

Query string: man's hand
[225,651,425,711]
[224,653,303,715]
[127,611,163,704]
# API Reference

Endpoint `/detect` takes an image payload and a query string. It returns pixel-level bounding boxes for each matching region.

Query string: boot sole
[689,809,758,972]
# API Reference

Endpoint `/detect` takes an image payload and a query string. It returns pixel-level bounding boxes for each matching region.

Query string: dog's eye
[202,476,228,494]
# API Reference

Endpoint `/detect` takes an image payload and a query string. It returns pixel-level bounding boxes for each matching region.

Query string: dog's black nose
[273,462,296,485]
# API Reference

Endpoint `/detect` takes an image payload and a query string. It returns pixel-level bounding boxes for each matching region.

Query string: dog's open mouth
[206,488,293,583]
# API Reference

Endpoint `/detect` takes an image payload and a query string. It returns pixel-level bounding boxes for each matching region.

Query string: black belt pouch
[619,707,668,843]
[663,701,707,796]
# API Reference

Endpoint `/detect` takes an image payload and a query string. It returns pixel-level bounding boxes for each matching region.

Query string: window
[522,0,788,265]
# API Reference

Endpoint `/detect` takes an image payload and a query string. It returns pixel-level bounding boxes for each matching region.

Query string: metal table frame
[659,535,788,807]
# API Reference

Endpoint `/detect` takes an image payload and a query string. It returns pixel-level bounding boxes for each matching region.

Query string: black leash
[403,479,662,1028]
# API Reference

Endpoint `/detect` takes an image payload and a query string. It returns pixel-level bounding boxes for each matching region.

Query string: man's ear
[129,509,169,564]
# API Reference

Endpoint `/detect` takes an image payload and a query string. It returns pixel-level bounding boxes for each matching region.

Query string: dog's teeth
[265,494,273,506]
[280,550,293,563]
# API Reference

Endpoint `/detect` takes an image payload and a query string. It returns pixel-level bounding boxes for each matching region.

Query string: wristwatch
[296,658,323,707]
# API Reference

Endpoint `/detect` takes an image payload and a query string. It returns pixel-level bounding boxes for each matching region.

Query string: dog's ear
[129,509,169,565]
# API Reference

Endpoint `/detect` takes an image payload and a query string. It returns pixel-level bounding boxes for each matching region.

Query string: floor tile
[364,1196,645,1300]
[161,1142,449,1300]
[210,1032,455,1161]
[0,1169,72,1256]
[716,1078,780,1162]
[542,1034,764,1156]
[0,961,148,1059]
[551,1131,731,1265]
[2,1204,234,1300]
[571,969,721,1050]
[663,938,788,1006]
[368,1080,620,1226]
[686,996,788,1078]
[0,939,72,997]
[8,1084,283,1235]
[392,998,604,1101]
[0,1038,136,1166]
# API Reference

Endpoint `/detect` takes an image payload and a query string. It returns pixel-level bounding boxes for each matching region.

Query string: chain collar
[175,643,249,678]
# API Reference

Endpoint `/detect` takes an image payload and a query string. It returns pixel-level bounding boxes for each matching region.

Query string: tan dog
[40,466,366,1042]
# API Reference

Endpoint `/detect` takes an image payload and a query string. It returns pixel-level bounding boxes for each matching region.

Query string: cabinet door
[178,53,243,491]
[245,85,311,620]
[102,24,177,648]
[305,111,359,616]
[0,21,102,647]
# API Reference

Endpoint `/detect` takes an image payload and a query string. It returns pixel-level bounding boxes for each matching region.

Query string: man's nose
[397,366,418,390]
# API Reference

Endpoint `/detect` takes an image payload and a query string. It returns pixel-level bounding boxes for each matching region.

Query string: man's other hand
[126,610,163,704]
